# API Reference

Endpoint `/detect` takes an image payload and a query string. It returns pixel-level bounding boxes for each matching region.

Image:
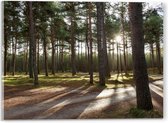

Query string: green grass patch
[3,72,162,90]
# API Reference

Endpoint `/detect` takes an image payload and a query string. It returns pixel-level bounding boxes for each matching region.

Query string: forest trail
[4,79,163,119]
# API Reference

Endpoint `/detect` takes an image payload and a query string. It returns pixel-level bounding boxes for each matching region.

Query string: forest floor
[3,73,163,119]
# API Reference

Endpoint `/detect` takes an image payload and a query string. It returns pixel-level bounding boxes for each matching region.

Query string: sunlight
[115,35,122,43]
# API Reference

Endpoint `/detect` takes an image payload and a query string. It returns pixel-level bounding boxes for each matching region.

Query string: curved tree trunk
[129,2,153,110]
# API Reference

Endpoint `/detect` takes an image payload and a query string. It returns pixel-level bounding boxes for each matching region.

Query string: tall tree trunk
[119,49,122,73]
[116,43,120,79]
[25,37,28,75]
[4,27,8,76]
[96,2,106,86]
[70,3,76,76]
[12,36,17,76]
[51,27,55,75]
[156,41,162,74]
[112,42,115,72]
[29,1,38,85]
[37,37,40,74]
[129,3,153,110]
[28,28,33,78]
[150,43,155,69]
[121,3,128,75]
[61,40,64,72]
[43,36,48,76]
[88,3,93,84]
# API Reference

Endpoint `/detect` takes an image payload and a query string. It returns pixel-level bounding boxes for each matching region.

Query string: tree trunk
[24,39,28,74]
[37,37,40,74]
[150,43,155,70]
[116,43,120,78]
[43,34,48,76]
[28,1,38,85]
[12,36,17,76]
[70,3,76,76]
[4,26,8,76]
[96,2,106,86]
[61,40,64,72]
[51,27,55,75]
[129,3,153,110]
[88,3,93,84]
[28,26,33,78]
[156,41,162,74]
[121,3,128,75]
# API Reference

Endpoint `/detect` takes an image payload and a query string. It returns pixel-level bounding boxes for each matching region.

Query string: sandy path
[4,80,163,119]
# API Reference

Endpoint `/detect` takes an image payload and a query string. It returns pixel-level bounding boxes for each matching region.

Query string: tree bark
[51,26,55,75]
[150,43,155,69]
[43,36,48,76]
[96,2,106,86]
[156,41,162,74]
[4,26,8,76]
[28,1,38,85]
[88,3,93,84]
[129,2,153,110]
[12,36,17,76]
[37,37,40,74]
[70,3,76,76]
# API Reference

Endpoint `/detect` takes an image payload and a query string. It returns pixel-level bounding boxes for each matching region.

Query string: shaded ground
[3,73,163,119]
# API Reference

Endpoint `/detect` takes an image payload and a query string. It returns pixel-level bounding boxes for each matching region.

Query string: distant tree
[129,2,153,110]
[144,8,163,74]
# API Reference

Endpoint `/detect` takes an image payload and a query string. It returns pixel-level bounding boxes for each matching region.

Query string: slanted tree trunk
[28,1,38,85]
[129,2,153,110]
[96,2,106,86]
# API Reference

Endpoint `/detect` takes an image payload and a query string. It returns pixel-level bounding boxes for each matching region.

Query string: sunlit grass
[3,72,162,90]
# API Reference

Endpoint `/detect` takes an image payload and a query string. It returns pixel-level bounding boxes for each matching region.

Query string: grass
[127,108,163,118]
[3,72,162,89]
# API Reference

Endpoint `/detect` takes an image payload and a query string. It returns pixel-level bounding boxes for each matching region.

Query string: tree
[27,2,34,78]
[129,2,153,110]
[96,2,107,86]
[144,8,163,74]
[88,3,93,84]
[28,1,38,85]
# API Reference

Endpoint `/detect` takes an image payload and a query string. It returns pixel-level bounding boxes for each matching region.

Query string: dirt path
[4,80,163,119]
